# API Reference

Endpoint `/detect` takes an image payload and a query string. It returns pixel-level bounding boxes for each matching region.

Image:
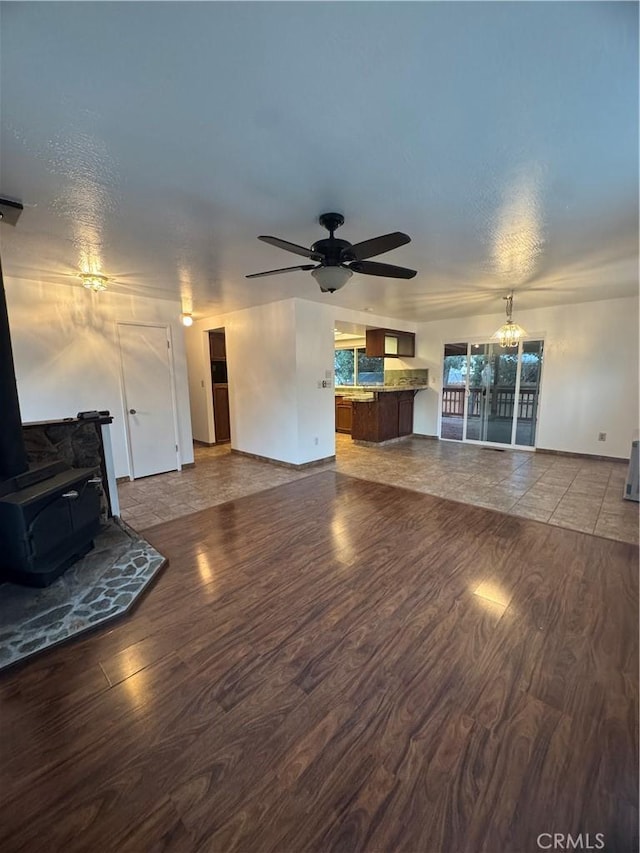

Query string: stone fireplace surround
[0,416,166,671]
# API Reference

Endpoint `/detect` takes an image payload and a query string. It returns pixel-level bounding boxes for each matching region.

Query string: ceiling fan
[246,212,417,292]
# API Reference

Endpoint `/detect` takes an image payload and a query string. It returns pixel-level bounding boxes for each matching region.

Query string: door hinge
[167,340,170,349]
[175,444,178,452]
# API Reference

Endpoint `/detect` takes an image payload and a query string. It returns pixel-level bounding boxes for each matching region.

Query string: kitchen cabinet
[210,330,230,443]
[335,396,353,434]
[351,390,414,442]
[209,332,226,361]
[365,328,415,359]
[398,396,414,436]
[213,385,231,443]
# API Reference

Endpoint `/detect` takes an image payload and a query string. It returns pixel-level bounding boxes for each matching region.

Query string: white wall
[5,277,194,478]
[414,295,639,458]
[293,299,335,464]
[186,294,638,464]
[186,298,335,465]
[228,300,300,463]
[185,298,426,465]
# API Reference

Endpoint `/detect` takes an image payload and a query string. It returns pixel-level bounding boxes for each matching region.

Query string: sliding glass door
[441,343,467,441]
[440,340,544,448]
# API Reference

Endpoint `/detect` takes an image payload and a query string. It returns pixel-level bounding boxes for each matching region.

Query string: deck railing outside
[442,386,538,420]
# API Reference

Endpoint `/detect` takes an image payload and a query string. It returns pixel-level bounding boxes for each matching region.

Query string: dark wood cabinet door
[364,328,385,357]
[335,399,353,434]
[365,328,415,358]
[213,385,231,443]
[398,395,414,436]
[397,334,415,358]
[209,332,226,361]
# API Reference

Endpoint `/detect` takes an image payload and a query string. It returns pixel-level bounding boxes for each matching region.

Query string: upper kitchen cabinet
[209,331,226,361]
[365,328,415,358]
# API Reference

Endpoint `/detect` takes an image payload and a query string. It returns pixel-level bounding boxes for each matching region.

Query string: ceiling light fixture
[492,291,527,348]
[80,273,108,292]
[0,197,23,226]
[181,313,194,327]
[311,266,352,293]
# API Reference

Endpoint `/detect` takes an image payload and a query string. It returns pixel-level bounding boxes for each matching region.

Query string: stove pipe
[0,258,29,479]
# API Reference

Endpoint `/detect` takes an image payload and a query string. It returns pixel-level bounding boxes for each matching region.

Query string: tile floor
[117,444,319,531]
[118,436,639,545]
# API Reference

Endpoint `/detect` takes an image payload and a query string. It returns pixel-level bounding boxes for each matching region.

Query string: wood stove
[0,249,103,587]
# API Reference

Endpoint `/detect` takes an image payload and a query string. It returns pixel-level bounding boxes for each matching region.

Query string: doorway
[209,329,230,443]
[441,339,544,448]
[117,323,180,479]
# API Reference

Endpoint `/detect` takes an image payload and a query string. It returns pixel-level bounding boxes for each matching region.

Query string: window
[334,347,384,386]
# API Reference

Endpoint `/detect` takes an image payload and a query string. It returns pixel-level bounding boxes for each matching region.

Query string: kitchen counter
[335,388,422,443]
[335,385,427,394]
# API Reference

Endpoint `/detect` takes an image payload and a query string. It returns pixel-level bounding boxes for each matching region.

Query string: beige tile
[516,493,564,512]
[125,513,165,531]
[117,493,141,510]
[554,495,603,515]
[116,436,634,546]
[537,474,576,487]
[600,498,639,519]
[548,502,600,530]
[548,515,596,535]
[509,503,553,523]
[594,511,639,545]
[567,484,607,502]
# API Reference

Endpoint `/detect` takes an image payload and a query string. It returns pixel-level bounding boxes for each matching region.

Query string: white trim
[462,438,536,453]
[511,340,523,446]
[202,329,216,444]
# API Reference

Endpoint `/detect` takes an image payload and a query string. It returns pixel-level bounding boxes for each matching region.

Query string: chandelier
[80,273,108,292]
[492,291,527,348]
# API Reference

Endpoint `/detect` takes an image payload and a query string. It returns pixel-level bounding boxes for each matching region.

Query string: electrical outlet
[317,380,322,389]
[325,370,332,379]
[598,432,607,442]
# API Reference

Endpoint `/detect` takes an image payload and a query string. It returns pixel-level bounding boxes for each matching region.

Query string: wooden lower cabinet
[213,384,231,443]
[335,397,353,434]
[398,396,414,436]
[351,391,414,442]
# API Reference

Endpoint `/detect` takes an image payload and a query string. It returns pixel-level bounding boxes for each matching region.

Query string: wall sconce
[80,273,108,292]
[181,313,194,327]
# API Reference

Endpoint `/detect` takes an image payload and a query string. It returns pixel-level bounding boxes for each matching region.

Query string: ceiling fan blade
[343,231,411,261]
[246,264,318,279]
[258,236,323,261]
[348,260,417,279]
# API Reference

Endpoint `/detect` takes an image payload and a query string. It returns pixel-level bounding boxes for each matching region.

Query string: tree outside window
[334,348,383,386]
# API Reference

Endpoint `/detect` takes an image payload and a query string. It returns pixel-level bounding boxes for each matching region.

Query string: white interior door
[118,323,179,479]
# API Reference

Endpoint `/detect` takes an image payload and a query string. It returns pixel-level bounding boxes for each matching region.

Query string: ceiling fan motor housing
[310,237,352,266]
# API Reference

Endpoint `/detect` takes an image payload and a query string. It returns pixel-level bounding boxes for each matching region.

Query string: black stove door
[28,478,101,572]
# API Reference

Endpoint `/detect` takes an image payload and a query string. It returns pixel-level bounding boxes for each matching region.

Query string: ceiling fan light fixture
[80,273,108,292]
[492,292,527,348]
[311,266,352,293]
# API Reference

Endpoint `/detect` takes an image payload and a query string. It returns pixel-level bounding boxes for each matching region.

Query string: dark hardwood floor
[1,471,637,852]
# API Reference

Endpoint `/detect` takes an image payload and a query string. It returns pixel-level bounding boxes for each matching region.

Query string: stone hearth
[0,520,166,671]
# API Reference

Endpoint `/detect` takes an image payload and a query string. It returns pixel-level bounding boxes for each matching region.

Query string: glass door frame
[439,336,545,451]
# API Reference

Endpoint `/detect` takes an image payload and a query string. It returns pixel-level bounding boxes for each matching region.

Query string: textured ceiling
[1,2,637,322]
